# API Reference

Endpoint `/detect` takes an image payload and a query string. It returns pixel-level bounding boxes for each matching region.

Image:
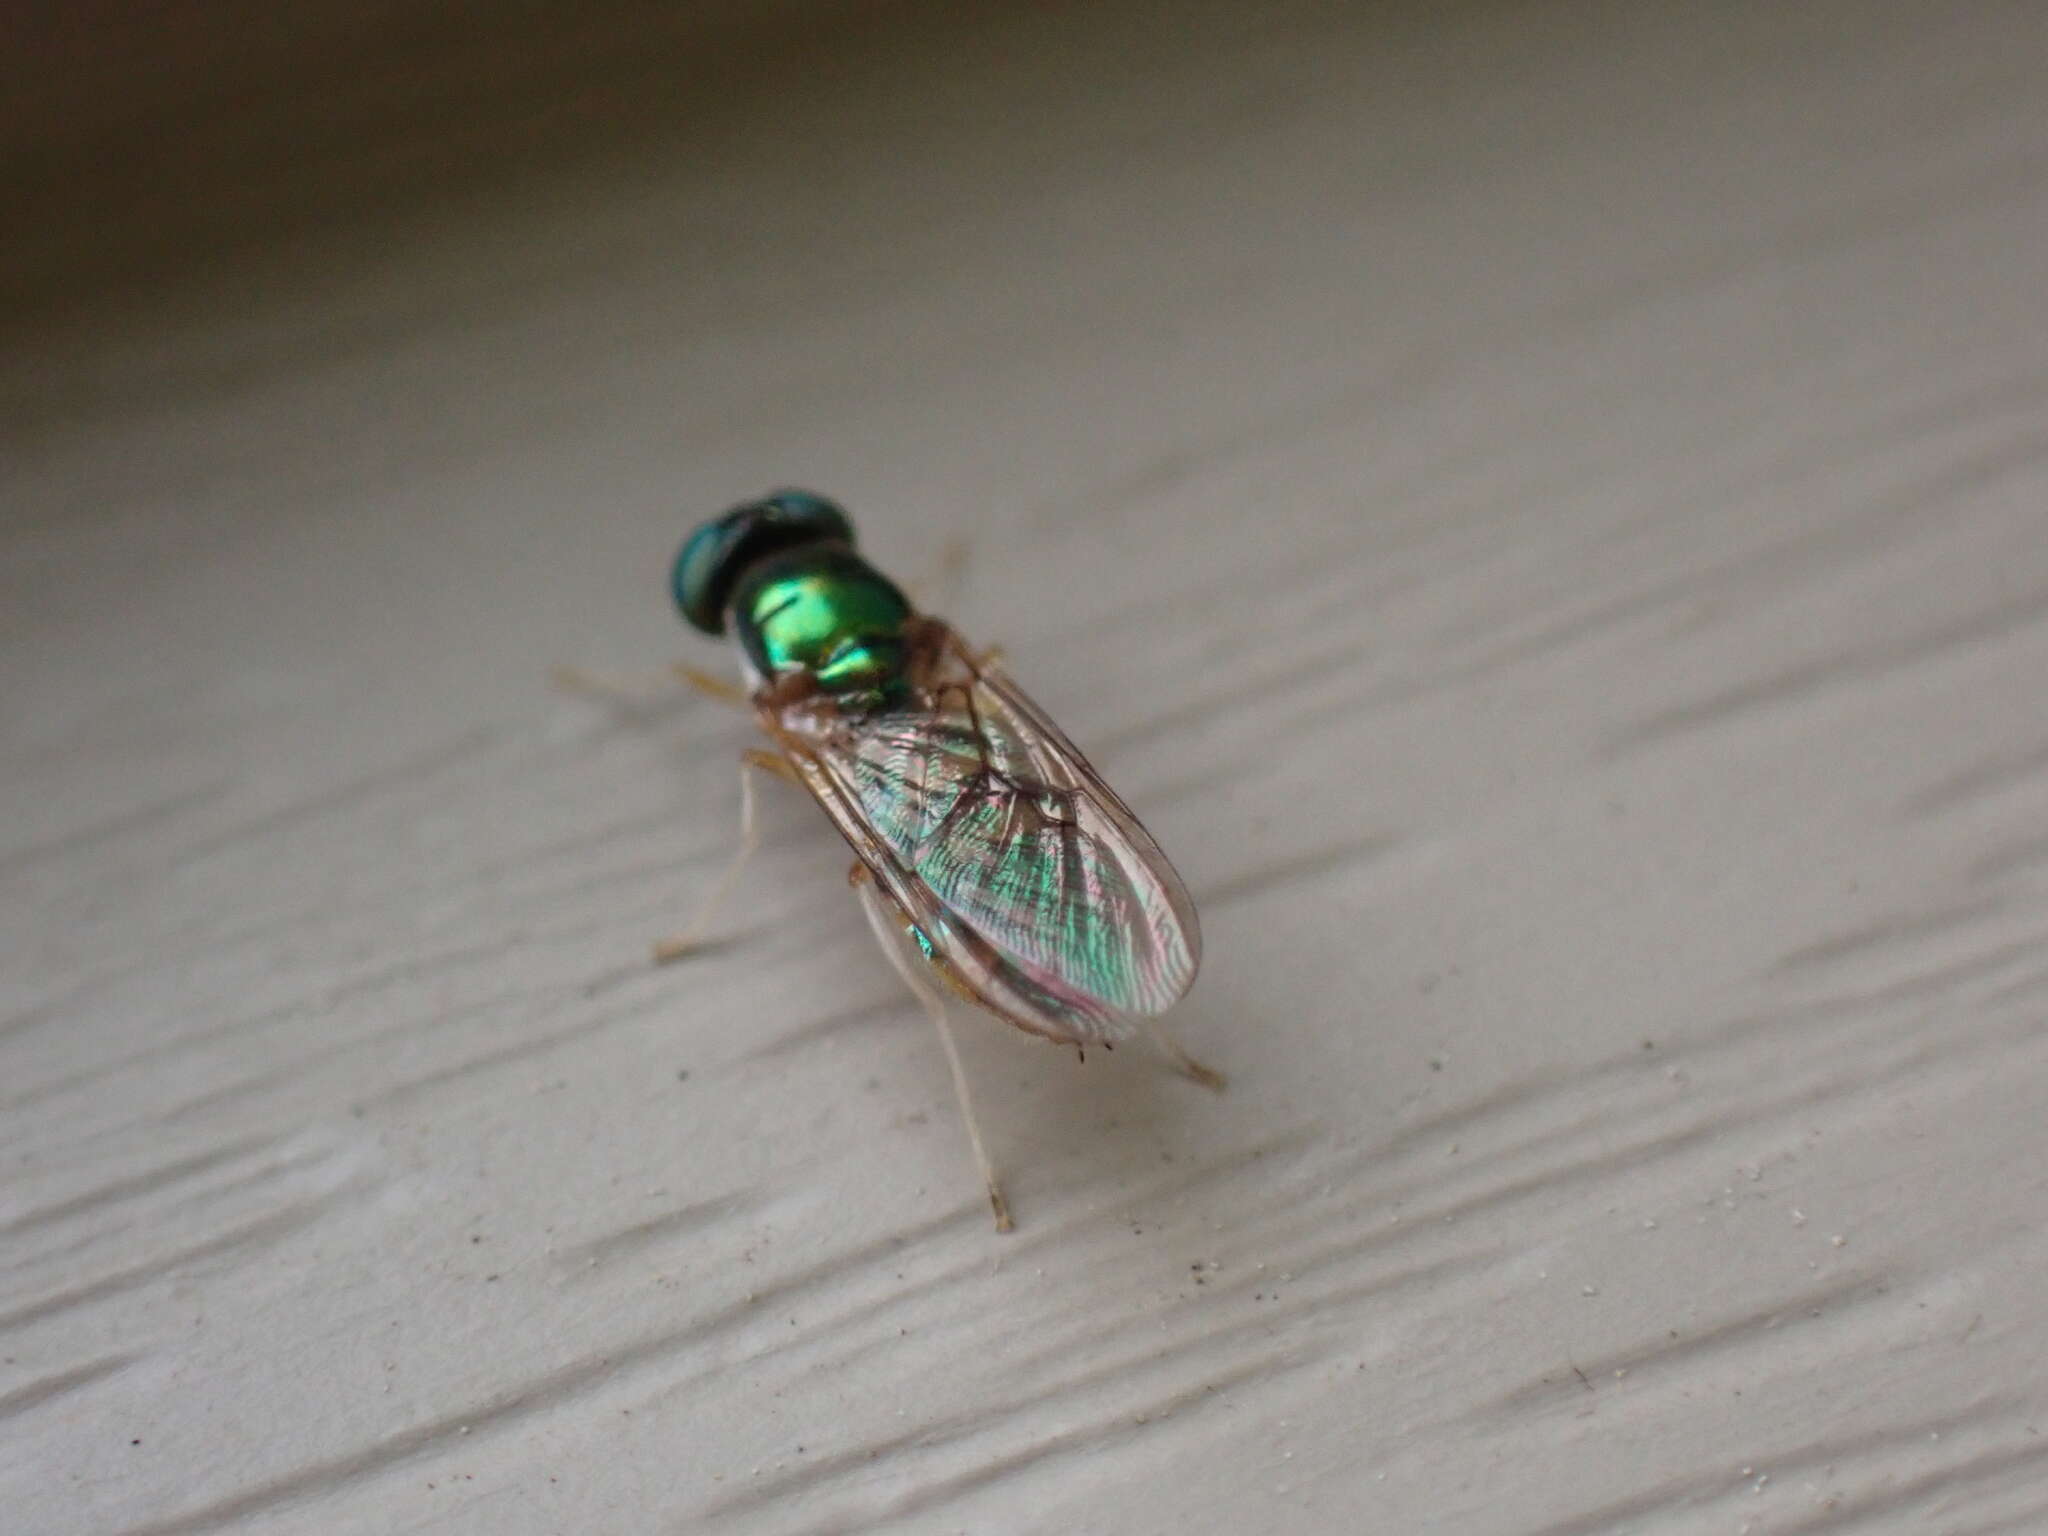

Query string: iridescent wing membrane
[787,643,1200,1045]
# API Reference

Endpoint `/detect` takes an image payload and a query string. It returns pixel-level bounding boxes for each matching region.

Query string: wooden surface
[8,3,2048,1531]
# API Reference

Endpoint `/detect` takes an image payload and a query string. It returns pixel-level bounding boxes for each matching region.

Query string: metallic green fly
[656,490,1220,1230]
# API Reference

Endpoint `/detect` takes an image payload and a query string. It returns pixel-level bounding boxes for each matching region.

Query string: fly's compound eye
[672,489,857,635]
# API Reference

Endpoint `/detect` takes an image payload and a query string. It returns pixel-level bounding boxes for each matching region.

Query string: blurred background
[8,3,2048,1533]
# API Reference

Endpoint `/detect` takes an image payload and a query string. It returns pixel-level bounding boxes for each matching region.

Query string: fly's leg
[851,864,1014,1232]
[937,625,1007,677]
[905,543,1011,670]
[651,748,796,964]
[905,536,971,614]
[553,664,658,699]
[672,664,749,706]
[552,663,748,708]
[929,988,1015,1234]
[1140,1017,1227,1093]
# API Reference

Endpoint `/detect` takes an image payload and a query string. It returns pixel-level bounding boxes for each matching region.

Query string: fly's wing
[790,658,1200,1045]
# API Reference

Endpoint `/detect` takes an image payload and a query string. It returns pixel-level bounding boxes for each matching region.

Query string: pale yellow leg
[853,868,1013,1232]
[908,535,972,614]
[1141,1017,1227,1092]
[552,664,661,700]
[672,664,749,706]
[552,662,748,709]
[650,749,790,963]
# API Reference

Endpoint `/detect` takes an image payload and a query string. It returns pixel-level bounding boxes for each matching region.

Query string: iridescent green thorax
[732,544,914,708]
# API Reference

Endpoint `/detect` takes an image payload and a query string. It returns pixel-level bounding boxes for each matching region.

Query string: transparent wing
[789,650,1200,1045]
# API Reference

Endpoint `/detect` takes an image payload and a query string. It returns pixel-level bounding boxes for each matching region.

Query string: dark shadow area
[1,0,958,330]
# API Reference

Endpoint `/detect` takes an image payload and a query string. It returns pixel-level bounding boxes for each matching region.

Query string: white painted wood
[7,4,2048,1531]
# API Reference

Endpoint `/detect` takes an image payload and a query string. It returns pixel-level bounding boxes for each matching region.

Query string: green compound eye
[671,490,856,635]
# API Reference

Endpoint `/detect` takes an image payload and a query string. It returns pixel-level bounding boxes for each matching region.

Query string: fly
[645,490,1221,1230]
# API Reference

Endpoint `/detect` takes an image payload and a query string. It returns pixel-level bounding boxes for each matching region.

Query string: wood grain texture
[7,2,2048,1531]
